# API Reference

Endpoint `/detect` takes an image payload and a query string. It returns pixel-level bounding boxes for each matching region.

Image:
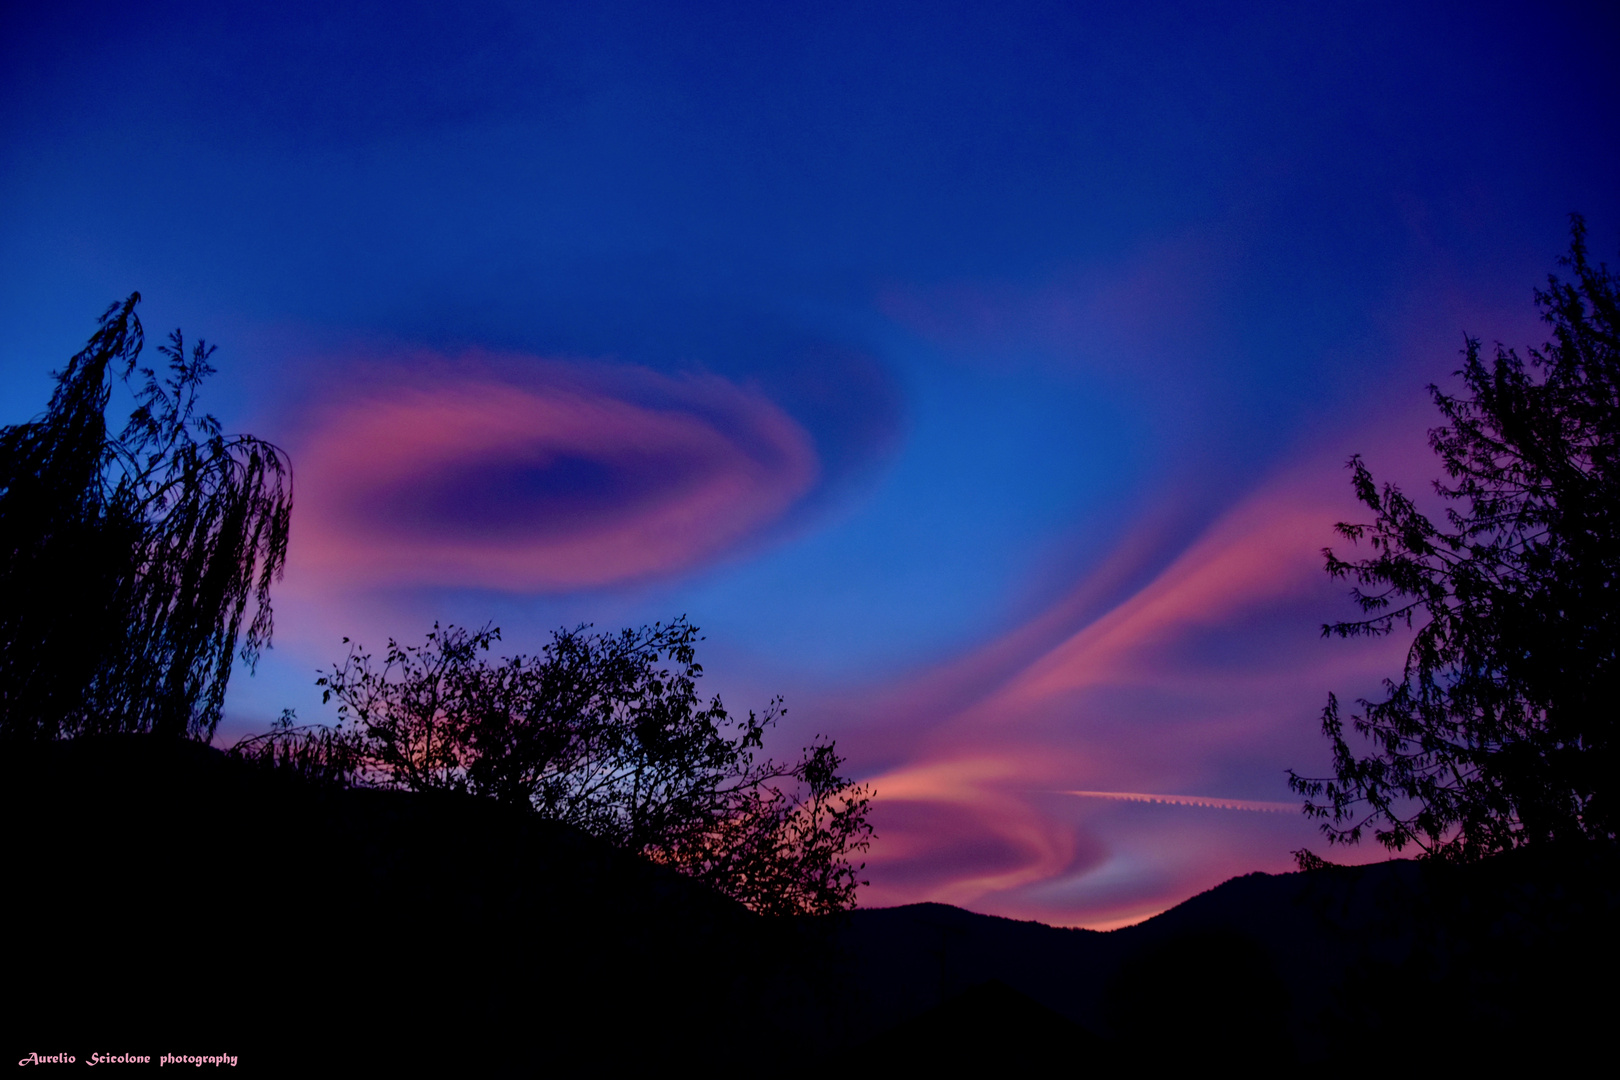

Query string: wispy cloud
[289,355,818,594]
[984,480,1337,710]
[853,452,1405,924]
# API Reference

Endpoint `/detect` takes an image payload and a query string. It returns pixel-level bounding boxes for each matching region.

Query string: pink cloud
[289,358,818,593]
[986,480,1339,710]
[852,451,1414,926]
[859,754,1089,909]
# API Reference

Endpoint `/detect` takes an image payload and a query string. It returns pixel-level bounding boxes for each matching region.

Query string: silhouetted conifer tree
[0,294,291,741]
[1292,216,1619,859]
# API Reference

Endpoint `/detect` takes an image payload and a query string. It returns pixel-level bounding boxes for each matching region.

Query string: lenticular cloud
[293,361,819,592]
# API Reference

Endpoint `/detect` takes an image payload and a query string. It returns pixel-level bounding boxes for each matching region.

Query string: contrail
[1062,790,1296,813]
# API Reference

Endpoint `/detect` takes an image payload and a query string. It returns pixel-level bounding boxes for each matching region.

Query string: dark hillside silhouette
[0,295,290,741]
[858,979,1107,1071]
[8,737,1611,1070]
[4,736,834,1073]
[831,846,1616,1069]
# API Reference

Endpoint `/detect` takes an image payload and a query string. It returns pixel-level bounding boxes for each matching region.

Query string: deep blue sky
[4,0,1617,924]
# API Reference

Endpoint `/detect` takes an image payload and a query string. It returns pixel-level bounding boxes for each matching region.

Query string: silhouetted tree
[1291,216,1619,859]
[239,618,874,914]
[0,294,291,741]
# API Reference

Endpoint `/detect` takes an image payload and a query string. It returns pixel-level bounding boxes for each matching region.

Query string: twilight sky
[4,0,1617,927]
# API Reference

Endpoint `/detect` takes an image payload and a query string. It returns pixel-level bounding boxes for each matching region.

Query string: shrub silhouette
[0,295,291,741]
[235,618,875,915]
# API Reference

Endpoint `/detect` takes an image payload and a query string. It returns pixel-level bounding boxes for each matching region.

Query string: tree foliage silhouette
[1291,216,1619,860]
[237,618,874,914]
[0,294,291,741]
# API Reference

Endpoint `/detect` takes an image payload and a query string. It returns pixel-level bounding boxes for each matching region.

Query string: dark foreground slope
[8,736,1615,1072]
[835,843,1620,1068]
[4,736,833,1073]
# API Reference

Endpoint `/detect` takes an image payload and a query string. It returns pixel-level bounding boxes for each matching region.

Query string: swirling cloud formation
[848,457,1407,926]
[293,361,819,592]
